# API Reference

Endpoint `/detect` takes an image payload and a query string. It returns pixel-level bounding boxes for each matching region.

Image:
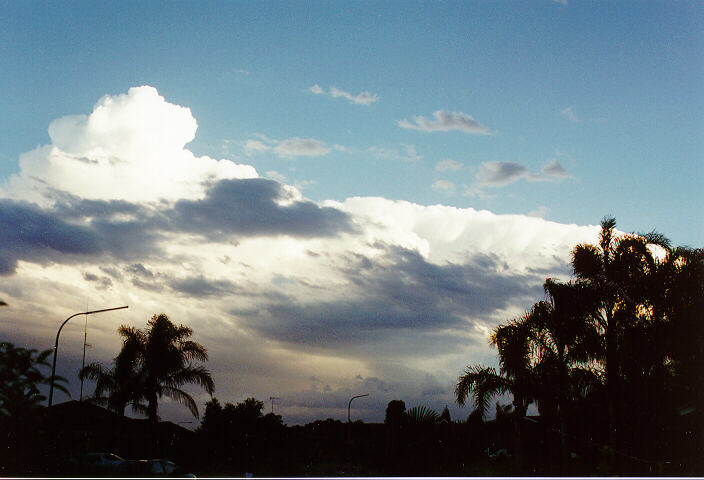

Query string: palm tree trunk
[557,347,568,474]
[513,401,527,473]
[147,392,158,422]
[604,305,620,474]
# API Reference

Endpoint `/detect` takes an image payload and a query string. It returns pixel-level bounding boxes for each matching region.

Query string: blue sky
[0,1,702,424]
[2,0,702,243]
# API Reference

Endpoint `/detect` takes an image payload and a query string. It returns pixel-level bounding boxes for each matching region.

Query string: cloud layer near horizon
[0,86,598,424]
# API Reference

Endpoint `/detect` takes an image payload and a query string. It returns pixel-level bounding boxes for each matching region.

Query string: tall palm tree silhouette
[571,216,659,460]
[456,315,534,468]
[528,279,601,468]
[80,331,146,417]
[136,313,215,421]
[82,313,214,422]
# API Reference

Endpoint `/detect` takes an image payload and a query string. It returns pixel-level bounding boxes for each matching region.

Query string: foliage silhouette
[79,330,146,417]
[440,405,451,423]
[81,313,214,421]
[384,399,405,428]
[0,342,68,474]
[1,342,68,414]
[405,405,439,424]
[454,216,702,474]
[571,216,665,463]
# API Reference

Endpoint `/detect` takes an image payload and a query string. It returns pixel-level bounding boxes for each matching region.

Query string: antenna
[79,310,91,401]
[269,396,280,414]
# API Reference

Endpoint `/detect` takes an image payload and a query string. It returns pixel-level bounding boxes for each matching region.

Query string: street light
[48,305,129,407]
[347,393,369,423]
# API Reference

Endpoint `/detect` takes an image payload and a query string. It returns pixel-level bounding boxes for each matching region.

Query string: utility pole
[269,396,280,414]
[79,312,92,401]
[49,306,128,406]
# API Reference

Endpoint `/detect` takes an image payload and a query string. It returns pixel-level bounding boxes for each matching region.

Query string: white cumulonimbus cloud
[398,110,491,135]
[0,85,600,425]
[1,86,257,203]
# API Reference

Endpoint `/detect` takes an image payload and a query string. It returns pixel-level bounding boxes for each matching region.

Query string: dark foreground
[1,400,701,477]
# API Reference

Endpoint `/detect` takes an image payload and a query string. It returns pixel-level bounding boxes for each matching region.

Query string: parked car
[117,458,195,477]
[75,452,125,474]
[488,448,512,460]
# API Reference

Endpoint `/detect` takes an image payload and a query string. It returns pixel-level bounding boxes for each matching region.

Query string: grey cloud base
[0,178,354,274]
[240,245,543,354]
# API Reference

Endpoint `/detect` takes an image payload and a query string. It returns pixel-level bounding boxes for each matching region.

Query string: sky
[0,1,702,425]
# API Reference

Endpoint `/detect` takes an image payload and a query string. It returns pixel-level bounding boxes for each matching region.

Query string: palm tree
[136,313,215,421]
[527,279,601,469]
[571,217,657,452]
[82,314,215,422]
[456,314,534,468]
[79,330,147,417]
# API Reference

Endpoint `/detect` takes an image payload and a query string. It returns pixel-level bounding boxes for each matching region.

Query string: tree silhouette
[571,217,660,458]
[79,330,146,417]
[1,342,68,415]
[384,399,405,428]
[527,279,601,468]
[135,313,215,421]
[439,405,451,423]
[83,314,215,422]
[0,342,68,474]
[456,314,534,468]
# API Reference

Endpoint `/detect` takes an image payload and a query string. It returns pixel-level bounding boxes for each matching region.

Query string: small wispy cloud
[552,0,568,6]
[435,159,463,172]
[528,206,550,218]
[477,162,535,187]
[368,144,422,162]
[309,84,380,106]
[310,84,325,95]
[464,158,573,196]
[559,106,580,122]
[266,170,287,182]
[245,134,332,158]
[398,110,491,135]
[244,139,270,155]
[276,138,330,157]
[431,180,455,193]
[542,159,571,179]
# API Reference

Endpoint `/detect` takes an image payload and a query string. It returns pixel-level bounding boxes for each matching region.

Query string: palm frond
[639,230,672,251]
[160,386,199,418]
[405,405,439,424]
[163,365,215,394]
[179,341,209,362]
[455,365,509,418]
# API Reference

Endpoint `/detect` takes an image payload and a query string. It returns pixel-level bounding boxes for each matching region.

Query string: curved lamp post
[347,393,369,423]
[48,305,128,407]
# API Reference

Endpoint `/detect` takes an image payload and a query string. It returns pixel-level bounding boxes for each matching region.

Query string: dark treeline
[456,217,703,475]
[0,216,702,476]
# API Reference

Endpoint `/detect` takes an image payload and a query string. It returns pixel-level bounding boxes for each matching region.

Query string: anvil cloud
[0,87,598,425]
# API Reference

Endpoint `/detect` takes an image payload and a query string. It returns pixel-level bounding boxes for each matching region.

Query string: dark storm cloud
[0,178,354,275]
[241,245,542,349]
[82,271,113,289]
[0,199,102,274]
[53,196,148,220]
[168,275,238,298]
[169,178,354,239]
